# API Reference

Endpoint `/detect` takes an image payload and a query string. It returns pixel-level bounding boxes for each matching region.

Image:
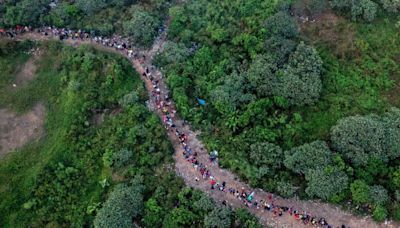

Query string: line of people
[1,25,348,228]
[144,65,340,228]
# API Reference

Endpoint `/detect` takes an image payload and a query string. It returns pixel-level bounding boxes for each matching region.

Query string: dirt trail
[8,28,398,228]
[0,104,45,157]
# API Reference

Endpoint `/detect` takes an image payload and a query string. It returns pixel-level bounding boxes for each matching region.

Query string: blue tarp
[197,98,206,106]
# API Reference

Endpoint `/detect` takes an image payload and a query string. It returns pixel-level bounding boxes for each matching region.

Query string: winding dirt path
[7,26,398,228]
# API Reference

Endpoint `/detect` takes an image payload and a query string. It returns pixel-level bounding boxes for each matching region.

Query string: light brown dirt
[0,103,45,158]
[298,11,357,59]
[13,48,42,87]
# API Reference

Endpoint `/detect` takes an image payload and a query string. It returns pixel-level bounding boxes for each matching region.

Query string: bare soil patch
[298,11,357,59]
[13,48,42,87]
[0,103,45,158]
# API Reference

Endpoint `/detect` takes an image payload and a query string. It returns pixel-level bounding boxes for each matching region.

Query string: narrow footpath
[7,24,397,228]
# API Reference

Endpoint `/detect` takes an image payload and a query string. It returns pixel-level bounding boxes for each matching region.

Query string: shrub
[350,180,370,204]
[305,167,349,200]
[94,177,145,228]
[372,205,388,222]
[284,141,333,174]
[123,6,160,48]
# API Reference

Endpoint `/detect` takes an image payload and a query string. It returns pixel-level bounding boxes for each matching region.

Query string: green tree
[119,91,139,108]
[351,0,378,22]
[265,11,299,39]
[305,167,349,200]
[265,37,298,66]
[212,72,255,115]
[331,0,378,22]
[234,209,263,228]
[247,55,278,97]
[369,185,389,206]
[380,0,400,13]
[276,42,323,106]
[163,207,197,227]
[204,207,232,228]
[194,194,215,214]
[382,108,400,159]
[249,142,283,177]
[3,0,51,26]
[123,6,160,48]
[276,181,297,198]
[284,140,333,174]
[75,0,107,15]
[331,115,388,166]
[372,205,388,222]
[350,180,370,205]
[112,148,133,169]
[154,41,190,67]
[94,177,145,228]
[392,168,400,188]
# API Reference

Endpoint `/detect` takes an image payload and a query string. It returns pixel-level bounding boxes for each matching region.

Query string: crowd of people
[0,25,350,228]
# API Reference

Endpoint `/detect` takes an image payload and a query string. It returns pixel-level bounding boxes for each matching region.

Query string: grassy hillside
[0,40,261,227]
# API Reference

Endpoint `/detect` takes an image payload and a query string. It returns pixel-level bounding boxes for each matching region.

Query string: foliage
[331,113,400,167]
[372,205,388,222]
[123,6,161,48]
[247,54,279,97]
[93,177,145,228]
[276,181,297,198]
[331,0,383,22]
[292,0,328,17]
[212,72,255,115]
[284,141,333,174]
[204,206,232,228]
[276,42,323,106]
[250,142,283,177]
[119,91,139,108]
[75,0,108,15]
[0,41,155,227]
[369,185,389,206]
[304,167,349,200]
[112,149,134,170]
[350,180,370,205]
[154,41,191,67]
[380,0,400,13]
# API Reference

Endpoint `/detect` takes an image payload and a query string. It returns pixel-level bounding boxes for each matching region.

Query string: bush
[331,111,400,167]
[154,41,190,67]
[247,54,279,97]
[380,0,400,13]
[94,177,145,228]
[369,185,389,206]
[372,205,388,222]
[249,142,283,177]
[276,181,296,198]
[204,207,232,228]
[305,167,349,200]
[123,6,160,48]
[276,42,323,106]
[284,140,333,174]
[350,180,370,205]
[112,148,133,169]
[331,115,387,166]
[75,0,107,15]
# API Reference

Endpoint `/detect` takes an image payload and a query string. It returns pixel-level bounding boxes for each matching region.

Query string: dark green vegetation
[331,0,400,22]
[155,0,400,221]
[0,0,174,47]
[0,41,261,227]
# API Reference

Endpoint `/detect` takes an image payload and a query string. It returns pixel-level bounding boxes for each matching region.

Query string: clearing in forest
[0,103,45,158]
